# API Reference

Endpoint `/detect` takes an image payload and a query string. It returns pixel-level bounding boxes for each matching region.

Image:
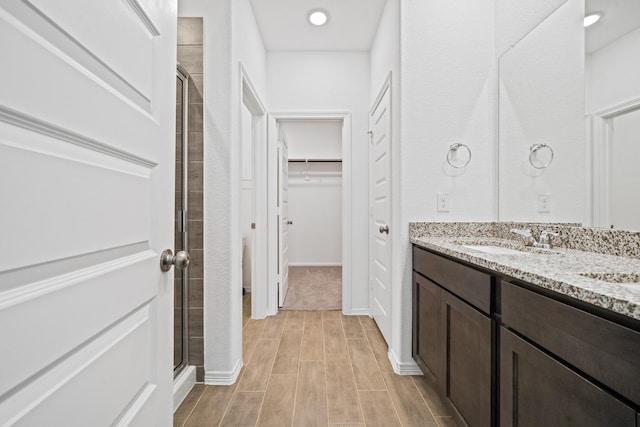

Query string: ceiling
[248,0,387,51]
[586,0,640,53]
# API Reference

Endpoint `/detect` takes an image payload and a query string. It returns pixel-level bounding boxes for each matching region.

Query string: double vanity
[410,222,640,427]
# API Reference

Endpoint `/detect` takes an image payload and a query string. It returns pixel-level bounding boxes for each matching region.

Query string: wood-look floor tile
[364,328,394,373]
[256,374,297,427]
[272,329,302,374]
[237,338,279,391]
[243,319,266,363]
[304,311,323,323]
[323,310,342,321]
[328,424,365,427]
[293,360,328,427]
[173,384,205,427]
[323,317,347,355]
[436,417,458,427]
[284,311,305,332]
[301,317,324,361]
[219,391,264,426]
[358,315,378,330]
[261,311,287,339]
[183,385,236,427]
[347,339,386,390]
[358,391,401,427]
[326,354,362,424]
[342,315,365,338]
[383,372,438,427]
[411,375,451,416]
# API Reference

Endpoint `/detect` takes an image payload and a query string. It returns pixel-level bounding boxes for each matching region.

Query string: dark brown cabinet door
[413,273,442,380]
[500,327,636,427]
[441,290,493,427]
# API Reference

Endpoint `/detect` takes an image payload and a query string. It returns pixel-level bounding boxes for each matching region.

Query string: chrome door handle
[287,220,293,225]
[160,249,190,272]
[379,225,389,234]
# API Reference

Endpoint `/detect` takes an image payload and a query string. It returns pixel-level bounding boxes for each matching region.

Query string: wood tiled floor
[174,296,455,427]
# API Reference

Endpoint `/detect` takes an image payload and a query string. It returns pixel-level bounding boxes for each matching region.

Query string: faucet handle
[539,230,559,245]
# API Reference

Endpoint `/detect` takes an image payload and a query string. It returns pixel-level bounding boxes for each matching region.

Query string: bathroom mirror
[498,0,640,231]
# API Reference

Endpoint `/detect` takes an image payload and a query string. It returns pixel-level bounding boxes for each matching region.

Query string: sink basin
[450,239,559,255]
[462,245,527,255]
[579,272,640,284]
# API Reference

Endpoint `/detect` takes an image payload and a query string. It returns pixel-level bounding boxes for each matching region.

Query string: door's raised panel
[0,254,157,397]
[0,6,160,154]
[442,291,492,427]
[0,304,155,426]
[0,138,152,272]
[10,0,154,105]
[413,273,441,380]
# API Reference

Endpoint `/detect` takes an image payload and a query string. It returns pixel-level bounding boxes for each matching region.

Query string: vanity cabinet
[500,281,639,427]
[412,244,640,427]
[413,246,494,427]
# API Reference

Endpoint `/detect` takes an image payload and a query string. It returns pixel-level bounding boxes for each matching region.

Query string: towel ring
[446,143,471,168]
[529,144,554,169]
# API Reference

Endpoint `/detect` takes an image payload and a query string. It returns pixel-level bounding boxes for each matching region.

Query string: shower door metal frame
[175,65,190,376]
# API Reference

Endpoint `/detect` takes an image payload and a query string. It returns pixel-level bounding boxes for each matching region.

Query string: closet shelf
[288,158,342,163]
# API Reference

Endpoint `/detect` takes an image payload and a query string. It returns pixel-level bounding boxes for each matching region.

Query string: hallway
[174,303,454,426]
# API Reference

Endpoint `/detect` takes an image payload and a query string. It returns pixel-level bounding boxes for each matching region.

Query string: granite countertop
[411,235,640,321]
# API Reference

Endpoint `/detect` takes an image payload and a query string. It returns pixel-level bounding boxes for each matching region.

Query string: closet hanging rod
[288,158,342,163]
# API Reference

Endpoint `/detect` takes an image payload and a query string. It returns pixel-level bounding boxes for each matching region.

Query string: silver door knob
[160,249,190,272]
[379,225,389,234]
[287,220,293,225]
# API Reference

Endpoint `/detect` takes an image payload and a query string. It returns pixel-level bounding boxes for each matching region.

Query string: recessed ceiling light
[584,13,602,27]
[308,9,329,26]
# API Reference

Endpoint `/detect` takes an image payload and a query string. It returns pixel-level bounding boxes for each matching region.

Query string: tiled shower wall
[178,17,204,382]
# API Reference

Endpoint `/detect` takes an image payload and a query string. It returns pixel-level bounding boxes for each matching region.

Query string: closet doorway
[277,119,346,311]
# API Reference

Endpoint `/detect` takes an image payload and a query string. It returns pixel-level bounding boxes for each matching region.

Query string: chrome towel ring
[529,144,554,169]
[446,143,471,168]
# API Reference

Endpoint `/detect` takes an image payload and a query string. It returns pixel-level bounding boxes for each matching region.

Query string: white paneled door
[370,84,392,344]
[278,136,290,307]
[0,1,176,425]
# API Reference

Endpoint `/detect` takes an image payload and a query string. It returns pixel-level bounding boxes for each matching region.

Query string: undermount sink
[451,239,558,255]
[579,272,640,284]
[462,245,527,255]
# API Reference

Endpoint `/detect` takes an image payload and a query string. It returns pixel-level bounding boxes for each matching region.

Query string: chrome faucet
[510,229,559,249]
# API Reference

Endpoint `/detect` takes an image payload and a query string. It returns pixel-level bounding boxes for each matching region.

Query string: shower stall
[174,65,190,375]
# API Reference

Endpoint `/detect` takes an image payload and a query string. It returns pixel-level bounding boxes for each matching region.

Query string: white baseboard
[343,308,370,315]
[204,359,242,385]
[288,262,343,267]
[173,365,196,412]
[388,348,422,375]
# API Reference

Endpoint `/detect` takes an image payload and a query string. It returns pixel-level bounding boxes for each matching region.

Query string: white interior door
[370,86,392,344]
[0,1,176,425]
[278,136,290,307]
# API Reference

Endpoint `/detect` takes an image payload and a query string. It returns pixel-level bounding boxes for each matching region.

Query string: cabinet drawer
[413,246,492,314]
[500,327,636,427]
[502,281,640,405]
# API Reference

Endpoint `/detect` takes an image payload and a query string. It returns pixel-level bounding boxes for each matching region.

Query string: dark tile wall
[178,17,204,382]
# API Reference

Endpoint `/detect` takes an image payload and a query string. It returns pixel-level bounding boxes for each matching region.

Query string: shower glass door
[174,66,190,374]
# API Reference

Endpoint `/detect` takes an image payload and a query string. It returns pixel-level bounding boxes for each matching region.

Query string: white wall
[267,51,370,312]
[179,0,267,384]
[498,0,585,222]
[282,122,342,266]
[385,0,496,371]
[587,27,640,113]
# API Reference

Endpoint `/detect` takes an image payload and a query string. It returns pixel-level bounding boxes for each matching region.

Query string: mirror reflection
[586,0,640,231]
[498,0,640,231]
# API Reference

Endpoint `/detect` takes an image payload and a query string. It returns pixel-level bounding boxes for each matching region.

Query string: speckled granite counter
[410,222,640,321]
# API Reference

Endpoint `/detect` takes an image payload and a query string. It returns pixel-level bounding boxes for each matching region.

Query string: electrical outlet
[538,193,551,213]
[437,192,450,212]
